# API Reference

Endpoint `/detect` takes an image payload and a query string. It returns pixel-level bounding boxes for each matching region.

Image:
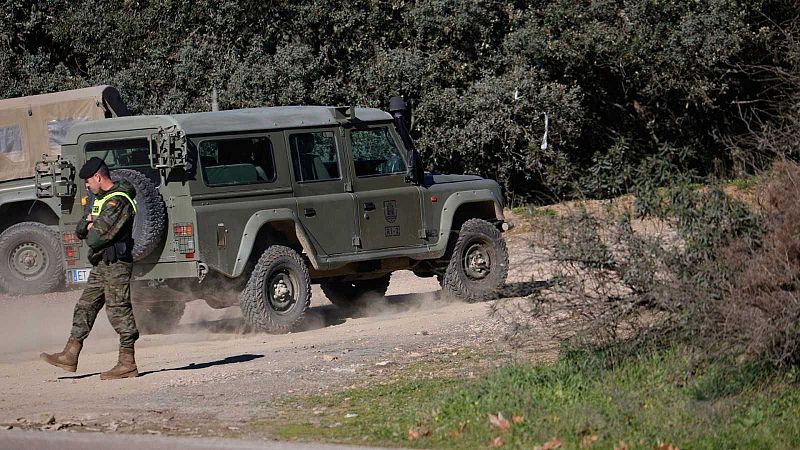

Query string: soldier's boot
[40,337,83,372]
[100,347,138,380]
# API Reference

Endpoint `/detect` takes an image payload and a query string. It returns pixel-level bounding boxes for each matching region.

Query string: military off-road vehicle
[0,86,129,294]
[38,97,511,333]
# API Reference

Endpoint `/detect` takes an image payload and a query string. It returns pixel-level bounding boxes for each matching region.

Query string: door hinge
[352,236,362,247]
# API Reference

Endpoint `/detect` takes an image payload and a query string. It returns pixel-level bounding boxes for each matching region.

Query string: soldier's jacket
[76,180,136,264]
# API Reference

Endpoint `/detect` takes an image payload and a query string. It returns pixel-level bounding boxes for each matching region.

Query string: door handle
[304,208,316,217]
[217,223,227,248]
[363,202,376,211]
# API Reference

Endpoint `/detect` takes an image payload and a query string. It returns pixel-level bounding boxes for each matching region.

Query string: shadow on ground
[57,354,265,380]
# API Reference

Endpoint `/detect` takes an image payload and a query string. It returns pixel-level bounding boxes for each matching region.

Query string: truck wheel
[132,300,186,334]
[239,245,311,334]
[109,169,167,261]
[442,219,508,302]
[0,222,64,295]
[321,274,391,309]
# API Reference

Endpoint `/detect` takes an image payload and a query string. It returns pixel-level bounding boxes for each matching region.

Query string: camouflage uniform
[71,180,139,348]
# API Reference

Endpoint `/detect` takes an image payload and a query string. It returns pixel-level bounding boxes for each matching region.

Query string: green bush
[1,0,797,200]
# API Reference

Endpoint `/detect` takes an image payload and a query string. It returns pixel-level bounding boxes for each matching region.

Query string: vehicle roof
[63,106,393,144]
[0,85,118,109]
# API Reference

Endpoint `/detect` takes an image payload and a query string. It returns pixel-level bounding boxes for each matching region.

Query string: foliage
[265,347,800,449]
[1,0,798,200]
[504,158,800,370]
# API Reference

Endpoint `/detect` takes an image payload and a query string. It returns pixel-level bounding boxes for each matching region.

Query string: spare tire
[92,169,167,261]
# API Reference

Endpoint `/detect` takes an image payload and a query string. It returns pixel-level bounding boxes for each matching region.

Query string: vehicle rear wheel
[132,300,186,334]
[239,245,311,333]
[109,169,166,261]
[441,218,508,302]
[0,222,64,295]
[320,274,391,309]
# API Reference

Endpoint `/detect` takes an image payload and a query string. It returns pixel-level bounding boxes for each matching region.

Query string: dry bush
[721,161,800,366]
[500,167,799,364]
[501,162,800,368]
[504,204,690,354]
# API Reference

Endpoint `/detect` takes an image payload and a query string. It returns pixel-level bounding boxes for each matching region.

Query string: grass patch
[259,348,800,449]
[727,176,759,191]
[512,205,557,218]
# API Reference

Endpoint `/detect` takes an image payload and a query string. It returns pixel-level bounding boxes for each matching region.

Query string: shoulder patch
[106,200,118,208]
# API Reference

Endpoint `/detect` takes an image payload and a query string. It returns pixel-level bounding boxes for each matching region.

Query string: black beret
[79,157,107,179]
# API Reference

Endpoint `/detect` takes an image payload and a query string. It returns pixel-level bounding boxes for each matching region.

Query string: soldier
[40,157,140,380]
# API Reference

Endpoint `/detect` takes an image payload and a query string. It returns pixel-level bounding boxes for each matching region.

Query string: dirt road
[0,234,542,439]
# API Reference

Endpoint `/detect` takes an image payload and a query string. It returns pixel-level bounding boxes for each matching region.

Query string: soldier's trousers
[70,261,139,348]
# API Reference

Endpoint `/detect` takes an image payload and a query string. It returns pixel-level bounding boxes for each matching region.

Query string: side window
[289,131,340,183]
[0,125,23,162]
[351,127,407,177]
[85,138,159,185]
[200,136,275,187]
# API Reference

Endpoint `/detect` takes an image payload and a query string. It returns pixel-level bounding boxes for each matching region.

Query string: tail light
[62,232,80,244]
[174,223,193,236]
[173,222,195,259]
[63,244,79,266]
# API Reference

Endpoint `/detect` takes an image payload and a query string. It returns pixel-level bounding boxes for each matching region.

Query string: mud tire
[239,245,311,334]
[321,274,391,309]
[441,219,508,302]
[109,169,166,261]
[0,222,64,294]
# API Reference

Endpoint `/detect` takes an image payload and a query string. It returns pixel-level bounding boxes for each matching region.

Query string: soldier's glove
[87,248,103,266]
[76,218,90,240]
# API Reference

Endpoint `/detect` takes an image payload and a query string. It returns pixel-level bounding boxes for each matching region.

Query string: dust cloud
[0,270,443,362]
[0,289,120,362]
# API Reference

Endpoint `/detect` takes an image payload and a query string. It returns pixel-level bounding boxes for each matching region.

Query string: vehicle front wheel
[321,274,391,310]
[441,219,509,302]
[239,245,311,334]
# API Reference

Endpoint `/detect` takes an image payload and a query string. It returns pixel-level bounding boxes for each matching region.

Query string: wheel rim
[462,240,492,280]
[9,241,48,280]
[265,268,299,314]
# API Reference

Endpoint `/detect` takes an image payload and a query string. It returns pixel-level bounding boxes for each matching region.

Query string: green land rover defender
[38,98,511,333]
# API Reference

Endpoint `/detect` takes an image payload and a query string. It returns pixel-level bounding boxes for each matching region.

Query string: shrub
[503,159,800,369]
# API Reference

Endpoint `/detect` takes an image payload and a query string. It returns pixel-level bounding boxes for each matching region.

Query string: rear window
[48,117,91,153]
[199,136,276,187]
[85,138,159,184]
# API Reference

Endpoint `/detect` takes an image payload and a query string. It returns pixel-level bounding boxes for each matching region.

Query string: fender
[432,189,504,254]
[231,208,320,277]
[0,182,61,217]
[0,182,62,231]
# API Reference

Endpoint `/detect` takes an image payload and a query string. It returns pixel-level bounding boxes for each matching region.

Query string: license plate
[68,268,92,283]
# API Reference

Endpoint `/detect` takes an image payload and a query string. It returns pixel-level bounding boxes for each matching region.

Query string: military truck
[0,86,129,294]
[38,97,511,333]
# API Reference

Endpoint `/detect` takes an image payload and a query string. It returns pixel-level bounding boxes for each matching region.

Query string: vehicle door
[345,124,424,251]
[286,128,358,256]
[190,132,293,275]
